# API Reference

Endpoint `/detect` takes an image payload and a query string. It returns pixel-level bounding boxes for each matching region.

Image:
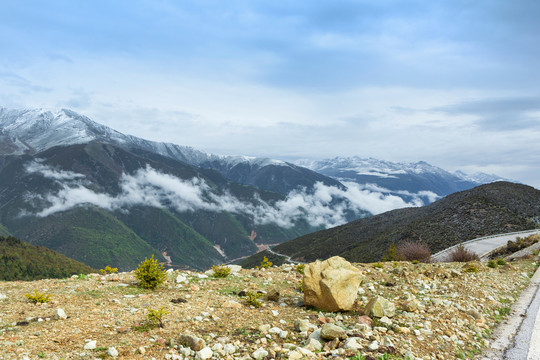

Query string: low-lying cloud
[24,161,435,228]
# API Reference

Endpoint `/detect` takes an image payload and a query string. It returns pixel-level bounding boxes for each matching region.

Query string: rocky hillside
[246,182,540,265]
[0,236,95,281]
[0,256,537,359]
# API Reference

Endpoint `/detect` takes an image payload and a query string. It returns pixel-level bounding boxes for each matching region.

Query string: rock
[320,323,347,340]
[308,328,323,342]
[227,265,242,273]
[303,256,363,312]
[288,350,303,360]
[55,308,67,320]
[0,293,6,300]
[357,315,372,327]
[83,340,97,350]
[367,340,379,351]
[252,347,269,360]
[176,275,188,283]
[178,334,206,351]
[402,299,419,312]
[223,343,237,354]
[343,337,363,351]
[303,338,322,352]
[382,336,394,348]
[223,300,243,309]
[107,347,119,357]
[467,309,483,320]
[195,347,213,360]
[379,316,392,327]
[365,296,396,318]
[266,287,280,301]
[259,324,272,333]
[294,319,311,332]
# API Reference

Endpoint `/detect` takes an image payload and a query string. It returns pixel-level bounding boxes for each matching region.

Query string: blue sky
[1,1,540,187]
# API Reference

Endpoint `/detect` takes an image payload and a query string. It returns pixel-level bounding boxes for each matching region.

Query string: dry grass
[446,244,480,262]
[397,240,431,263]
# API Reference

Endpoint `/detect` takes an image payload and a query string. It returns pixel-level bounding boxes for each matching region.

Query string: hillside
[0,236,95,280]
[243,182,540,266]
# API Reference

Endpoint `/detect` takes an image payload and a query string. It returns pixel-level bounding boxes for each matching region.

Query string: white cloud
[25,163,432,227]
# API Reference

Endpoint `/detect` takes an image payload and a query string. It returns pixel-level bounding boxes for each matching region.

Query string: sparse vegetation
[258,256,273,269]
[244,291,262,308]
[25,290,52,304]
[373,261,384,269]
[447,245,479,262]
[397,240,431,263]
[99,265,118,274]
[295,263,305,274]
[490,234,540,258]
[134,255,167,290]
[463,262,479,273]
[147,306,169,328]
[487,260,497,268]
[211,264,232,278]
[496,258,506,265]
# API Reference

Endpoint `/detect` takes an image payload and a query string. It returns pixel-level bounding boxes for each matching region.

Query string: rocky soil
[0,258,538,360]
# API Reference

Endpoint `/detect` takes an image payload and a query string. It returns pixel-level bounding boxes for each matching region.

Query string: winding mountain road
[431,229,540,262]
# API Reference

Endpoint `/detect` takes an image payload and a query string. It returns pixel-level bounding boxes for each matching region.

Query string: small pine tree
[135,255,166,290]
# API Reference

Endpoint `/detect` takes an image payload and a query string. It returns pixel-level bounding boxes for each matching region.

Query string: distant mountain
[0,107,342,195]
[296,157,509,204]
[0,142,331,270]
[241,182,540,267]
[0,235,95,281]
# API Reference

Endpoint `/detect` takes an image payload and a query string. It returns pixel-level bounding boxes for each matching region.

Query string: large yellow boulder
[303,256,362,312]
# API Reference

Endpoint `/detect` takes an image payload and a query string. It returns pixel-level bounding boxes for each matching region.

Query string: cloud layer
[24,161,433,228]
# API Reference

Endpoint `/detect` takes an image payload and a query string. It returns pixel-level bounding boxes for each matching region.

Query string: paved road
[432,230,540,262]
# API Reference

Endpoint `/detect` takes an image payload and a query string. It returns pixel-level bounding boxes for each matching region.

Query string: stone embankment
[0,257,538,360]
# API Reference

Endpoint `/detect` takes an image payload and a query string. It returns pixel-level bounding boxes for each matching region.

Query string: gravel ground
[0,259,538,360]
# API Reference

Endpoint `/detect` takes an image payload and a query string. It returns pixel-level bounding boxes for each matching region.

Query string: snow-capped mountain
[295,156,508,201]
[0,107,341,194]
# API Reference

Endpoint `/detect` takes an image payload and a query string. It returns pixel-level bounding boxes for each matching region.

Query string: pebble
[195,347,213,360]
[83,340,97,350]
[55,308,67,320]
[107,347,118,357]
[252,347,269,360]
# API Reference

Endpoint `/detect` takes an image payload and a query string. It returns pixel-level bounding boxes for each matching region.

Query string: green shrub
[147,306,169,328]
[258,256,273,269]
[295,264,305,275]
[135,255,167,290]
[496,258,506,265]
[25,290,52,304]
[99,265,118,274]
[244,291,262,308]
[211,264,231,278]
[487,260,497,268]
[297,282,303,293]
[463,262,479,273]
[373,261,384,269]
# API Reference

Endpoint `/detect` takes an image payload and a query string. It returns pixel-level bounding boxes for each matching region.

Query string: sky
[1,1,539,188]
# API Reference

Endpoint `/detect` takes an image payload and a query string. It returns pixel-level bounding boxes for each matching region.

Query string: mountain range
[0,107,513,270]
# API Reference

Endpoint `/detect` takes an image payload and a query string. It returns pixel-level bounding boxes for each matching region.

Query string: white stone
[269,327,283,334]
[288,350,303,360]
[223,344,237,354]
[83,340,97,350]
[379,316,392,327]
[0,293,6,300]
[343,337,362,351]
[55,308,67,320]
[107,347,119,357]
[367,340,379,351]
[197,274,209,279]
[271,310,279,316]
[195,347,213,360]
[252,347,269,360]
[176,275,188,283]
[303,338,322,352]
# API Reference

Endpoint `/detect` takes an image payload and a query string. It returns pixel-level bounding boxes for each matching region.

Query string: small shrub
[244,291,262,308]
[496,258,506,265]
[297,282,303,293]
[211,264,231,278]
[147,306,169,328]
[258,256,272,269]
[487,260,497,268]
[295,264,305,275]
[533,249,539,256]
[463,262,479,273]
[25,290,51,304]
[135,255,167,290]
[411,260,419,264]
[77,273,89,280]
[99,265,118,275]
[397,240,431,263]
[447,245,479,262]
[373,261,384,269]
